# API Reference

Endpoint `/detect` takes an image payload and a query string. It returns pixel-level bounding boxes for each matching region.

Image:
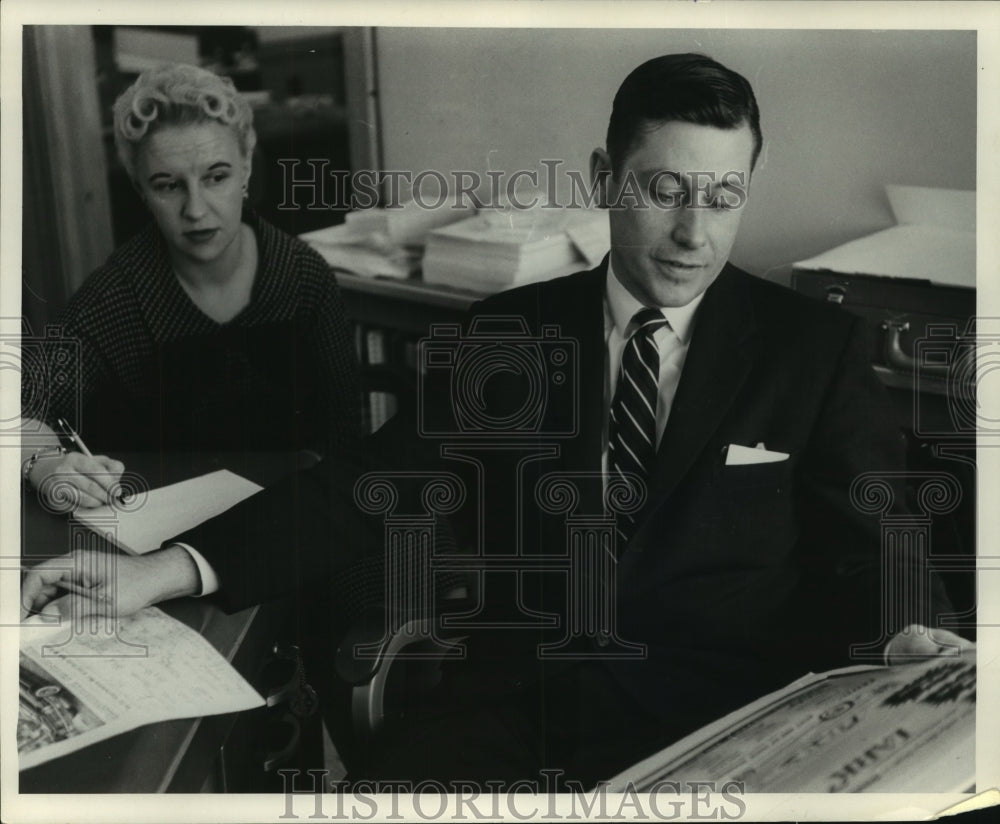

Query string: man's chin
[646,282,707,309]
[647,269,724,308]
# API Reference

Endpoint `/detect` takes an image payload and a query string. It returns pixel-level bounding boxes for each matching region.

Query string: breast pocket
[715,457,794,491]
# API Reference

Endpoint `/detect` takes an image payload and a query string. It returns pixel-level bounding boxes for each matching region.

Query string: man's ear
[589,148,612,209]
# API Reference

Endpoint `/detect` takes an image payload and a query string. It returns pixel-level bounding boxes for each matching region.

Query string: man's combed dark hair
[606,53,762,175]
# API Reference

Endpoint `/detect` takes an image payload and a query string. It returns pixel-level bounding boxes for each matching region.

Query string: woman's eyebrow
[148,161,233,181]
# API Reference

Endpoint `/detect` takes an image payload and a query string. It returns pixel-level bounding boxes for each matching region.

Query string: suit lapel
[633,266,758,537]
[558,265,607,476]
[528,265,607,522]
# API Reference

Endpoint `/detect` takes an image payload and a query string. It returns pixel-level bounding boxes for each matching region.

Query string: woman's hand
[27,452,126,509]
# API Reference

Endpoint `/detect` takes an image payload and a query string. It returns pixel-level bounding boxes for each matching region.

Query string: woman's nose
[181,185,208,220]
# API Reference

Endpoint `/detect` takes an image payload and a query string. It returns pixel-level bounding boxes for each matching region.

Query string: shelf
[334,271,489,311]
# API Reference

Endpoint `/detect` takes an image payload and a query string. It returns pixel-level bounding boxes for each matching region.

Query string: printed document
[608,653,975,793]
[18,607,264,770]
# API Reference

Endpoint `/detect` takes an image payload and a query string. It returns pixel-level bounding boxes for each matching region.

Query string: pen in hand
[56,417,125,505]
[22,580,107,622]
[56,417,93,457]
[57,580,107,601]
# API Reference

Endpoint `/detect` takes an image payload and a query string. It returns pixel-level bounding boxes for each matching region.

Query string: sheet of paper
[18,607,264,771]
[792,224,974,288]
[794,184,975,288]
[565,209,611,267]
[72,469,263,555]
[608,654,975,793]
[886,184,975,232]
[306,240,415,279]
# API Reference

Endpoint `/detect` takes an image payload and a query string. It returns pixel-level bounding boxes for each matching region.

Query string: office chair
[319,591,471,774]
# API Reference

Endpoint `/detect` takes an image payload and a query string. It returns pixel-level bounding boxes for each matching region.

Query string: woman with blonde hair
[21,63,360,507]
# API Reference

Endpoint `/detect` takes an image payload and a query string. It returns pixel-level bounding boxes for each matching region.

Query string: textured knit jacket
[26,211,361,455]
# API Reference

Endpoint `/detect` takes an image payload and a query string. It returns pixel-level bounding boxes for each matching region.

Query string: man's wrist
[144,545,203,602]
[166,543,219,596]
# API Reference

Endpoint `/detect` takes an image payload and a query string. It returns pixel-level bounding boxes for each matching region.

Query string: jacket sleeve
[166,450,378,614]
[167,442,465,617]
[791,315,955,667]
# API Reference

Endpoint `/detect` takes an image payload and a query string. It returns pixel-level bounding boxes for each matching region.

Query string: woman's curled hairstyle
[112,63,256,181]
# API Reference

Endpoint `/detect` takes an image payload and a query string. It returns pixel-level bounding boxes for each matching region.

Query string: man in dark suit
[22,53,968,787]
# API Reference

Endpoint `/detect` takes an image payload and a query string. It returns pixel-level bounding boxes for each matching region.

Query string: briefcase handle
[882,320,951,379]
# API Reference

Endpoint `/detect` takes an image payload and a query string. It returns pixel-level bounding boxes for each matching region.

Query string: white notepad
[73,469,263,555]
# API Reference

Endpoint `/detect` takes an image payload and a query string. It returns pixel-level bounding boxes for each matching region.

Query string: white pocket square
[725,443,790,466]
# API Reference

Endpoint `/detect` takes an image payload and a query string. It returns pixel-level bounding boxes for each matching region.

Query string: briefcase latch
[824,284,847,304]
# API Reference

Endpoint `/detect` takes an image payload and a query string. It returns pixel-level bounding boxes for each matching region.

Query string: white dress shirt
[176,542,219,596]
[602,259,704,475]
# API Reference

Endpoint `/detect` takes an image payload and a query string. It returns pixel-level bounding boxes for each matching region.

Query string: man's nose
[181,185,208,221]
[670,205,707,248]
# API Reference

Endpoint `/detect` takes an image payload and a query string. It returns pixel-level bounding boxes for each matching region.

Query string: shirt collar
[605,257,704,343]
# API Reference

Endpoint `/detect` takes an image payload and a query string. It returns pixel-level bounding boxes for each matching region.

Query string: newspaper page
[608,653,975,793]
[18,607,264,771]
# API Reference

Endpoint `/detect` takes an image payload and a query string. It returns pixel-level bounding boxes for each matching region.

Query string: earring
[242,182,249,200]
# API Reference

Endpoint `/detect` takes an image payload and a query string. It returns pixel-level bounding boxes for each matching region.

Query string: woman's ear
[132,180,148,207]
[589,148,612,209]
[241,157,253,199]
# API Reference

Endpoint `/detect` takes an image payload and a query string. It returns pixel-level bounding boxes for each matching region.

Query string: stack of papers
[301,197,476,280]
[422,207,609,291]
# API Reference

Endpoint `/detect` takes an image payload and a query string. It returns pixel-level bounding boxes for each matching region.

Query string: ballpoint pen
[56,417,124,504]
[56,580,107,601]
[22,580,107,621]
[56,417,93,457]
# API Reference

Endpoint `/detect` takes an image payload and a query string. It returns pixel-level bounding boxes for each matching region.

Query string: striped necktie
[609,307,668,548]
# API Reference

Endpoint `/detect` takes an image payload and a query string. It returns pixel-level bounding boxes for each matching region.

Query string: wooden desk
[19,451,323,793]
[336,271,484,336]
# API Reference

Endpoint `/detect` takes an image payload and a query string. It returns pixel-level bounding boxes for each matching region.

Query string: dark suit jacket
[175,259,952,733]
[438,260,954,726]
